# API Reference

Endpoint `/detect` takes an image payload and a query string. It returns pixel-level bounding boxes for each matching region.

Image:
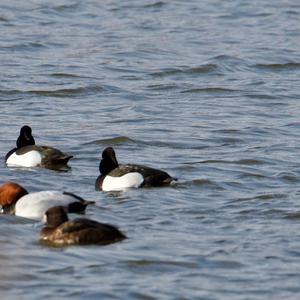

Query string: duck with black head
[0,182,94,220]
[40,206,126,246]
[5,125,73,169]
[95,146,176,191]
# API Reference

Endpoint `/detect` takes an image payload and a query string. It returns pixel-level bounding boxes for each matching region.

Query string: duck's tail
[55,155,73,165]
[63,192,95,214]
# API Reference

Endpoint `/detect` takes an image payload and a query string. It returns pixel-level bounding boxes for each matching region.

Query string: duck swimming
[5,125,73,169]
[0,182,94,220]
[95,147,175,191]
[40,206,126,246]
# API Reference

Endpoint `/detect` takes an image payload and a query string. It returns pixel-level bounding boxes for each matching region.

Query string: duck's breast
[6,150,42,167]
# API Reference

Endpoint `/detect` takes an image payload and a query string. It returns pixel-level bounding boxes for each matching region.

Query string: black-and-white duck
[95,147,175,191]
[5,125,73,168]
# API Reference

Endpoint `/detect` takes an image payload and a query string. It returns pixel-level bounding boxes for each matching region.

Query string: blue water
[1,1,300,299]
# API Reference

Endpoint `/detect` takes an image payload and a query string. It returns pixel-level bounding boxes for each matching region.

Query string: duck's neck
[100,158,119,175]
[16,133,35,148]
[47,214,68,228]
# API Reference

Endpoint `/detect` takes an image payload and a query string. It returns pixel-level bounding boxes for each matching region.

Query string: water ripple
[49,73,95,79]
[143,1,166,9]
[284,212,300,220]
[0,0,300,299]
[150,64,218,77]
[254,62,300,71]
[124,259,198,270]
[85,136,135,145]
[233,193,288,202]
[87,136,207,150]
[0,42,47,52]
[185,158,270,166]
[0,85,105,98]
[181,87,238,94]
[145,83,180,91]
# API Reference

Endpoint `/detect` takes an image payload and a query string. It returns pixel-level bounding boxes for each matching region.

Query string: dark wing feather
[108,164,173,186]
[60,219,126,244]
[15,145,40,155]
[41,219,126,246]
[15,145,72,165]
[38,146,73,165]
[60,219,101,234]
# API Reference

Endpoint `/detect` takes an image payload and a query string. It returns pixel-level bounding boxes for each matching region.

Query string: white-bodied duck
[0,182,94,220]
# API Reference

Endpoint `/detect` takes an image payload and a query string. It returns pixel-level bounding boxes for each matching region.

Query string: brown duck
[40,206,126,246]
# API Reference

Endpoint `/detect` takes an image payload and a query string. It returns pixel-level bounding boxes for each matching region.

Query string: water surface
[1,1,300,299]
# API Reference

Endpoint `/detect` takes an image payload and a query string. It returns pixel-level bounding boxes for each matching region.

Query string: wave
[49,73,94,79]
[150,64,218,77]
[181,87,238,94]
[232,193,287,203]
[143,1,166,9]
[87,135,207,150]
[38,2,80,14]
[190,179,225,190]
[254,62,300,71]
[184,158,269,166]
[124,259,197,269]
[0,42,47,52]
[285,211,300,220]
[145,83,180,91]
[85,136,135,145]
[0,85,104,98]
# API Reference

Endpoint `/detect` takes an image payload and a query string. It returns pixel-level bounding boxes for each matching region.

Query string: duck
[0,182,94,220]
[95,147,175,191]
[40,205,126,246]
[5,125,73,169]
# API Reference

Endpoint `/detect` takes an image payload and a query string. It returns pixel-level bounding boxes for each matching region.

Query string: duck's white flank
[6,150,42,167]
[102,172,144,191]
[15,191,79,220]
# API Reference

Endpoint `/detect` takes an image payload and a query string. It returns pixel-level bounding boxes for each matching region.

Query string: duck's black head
[16,125,35,148]
[99,147,119,175]
[44,206,69,228]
